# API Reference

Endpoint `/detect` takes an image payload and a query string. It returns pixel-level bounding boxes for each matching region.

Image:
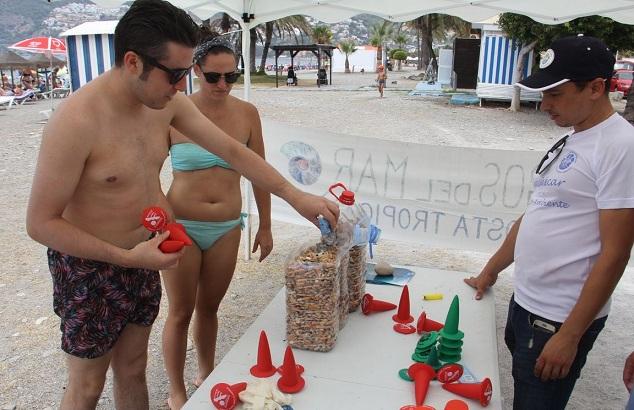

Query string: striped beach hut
[60,20,195,93]
[60,21,117,91]
[475,23,541,103]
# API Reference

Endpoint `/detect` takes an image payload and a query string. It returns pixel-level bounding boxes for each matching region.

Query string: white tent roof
[92,0,634,25]
[60,20,118,37]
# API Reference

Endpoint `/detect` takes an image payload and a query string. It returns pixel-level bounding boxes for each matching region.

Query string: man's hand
[463,270,498,300]
[534,331,579,381]
[624,351,634,392]
[291,192,340,229]
[252,228,273,262]
[125,231,184,270]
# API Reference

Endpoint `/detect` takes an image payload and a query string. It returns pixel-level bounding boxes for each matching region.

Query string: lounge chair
[13,90,37,105]
[52,87,71,98]
[0,96,15,110]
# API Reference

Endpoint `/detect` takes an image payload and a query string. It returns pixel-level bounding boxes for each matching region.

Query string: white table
[184,266,502,409]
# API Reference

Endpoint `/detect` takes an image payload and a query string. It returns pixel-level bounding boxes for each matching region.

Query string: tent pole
[49,53,54,112]
[240,18,253,261]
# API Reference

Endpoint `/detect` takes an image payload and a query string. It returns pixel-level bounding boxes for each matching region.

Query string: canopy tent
[92,0,634,25]
[92,0,634,101]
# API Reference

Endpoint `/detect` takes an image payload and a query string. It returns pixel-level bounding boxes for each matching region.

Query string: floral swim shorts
[47,248,161,359]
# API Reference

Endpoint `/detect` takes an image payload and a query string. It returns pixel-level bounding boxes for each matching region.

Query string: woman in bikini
[162,29,273,409]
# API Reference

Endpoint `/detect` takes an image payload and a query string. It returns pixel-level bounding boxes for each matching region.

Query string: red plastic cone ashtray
[444,399,469,410]
[393,285,414,324]
[394,323,417,334]
[416,311,444,334]
[141,206,167,232]
[442,377,493,407]
[165,222,193,246]
[276,363,305,375]
[210,382,247,410]
[277,346,305,394]
[159,240,184,253]
[250,330,277,377]
[436,363,463,384]
[408,363,436,405]
[362,293,397,315]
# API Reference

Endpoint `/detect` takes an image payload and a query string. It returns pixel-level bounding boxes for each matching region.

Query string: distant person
[287,66,297,86]
[465,35,634,410]
[50,67,61,89]
[21,68,35,90]
[26,1,339,409]
[376,65,387,97]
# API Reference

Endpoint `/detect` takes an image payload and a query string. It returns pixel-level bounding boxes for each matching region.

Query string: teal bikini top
[170,142,233,171]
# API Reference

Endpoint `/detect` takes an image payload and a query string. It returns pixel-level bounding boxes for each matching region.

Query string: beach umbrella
[0,50,31,87]
[9,37,67,112]
[9,37,66,55]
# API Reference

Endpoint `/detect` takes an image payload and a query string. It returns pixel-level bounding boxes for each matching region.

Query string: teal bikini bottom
[176,213,246,250]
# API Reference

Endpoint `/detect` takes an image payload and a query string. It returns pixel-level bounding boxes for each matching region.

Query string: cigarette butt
[423,293,443,300]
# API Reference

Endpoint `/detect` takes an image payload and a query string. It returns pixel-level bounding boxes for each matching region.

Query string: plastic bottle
[328,183,368,228]
[328,183,381,251]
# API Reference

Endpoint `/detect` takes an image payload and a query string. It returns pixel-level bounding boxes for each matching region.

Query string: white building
[332,45,377,73]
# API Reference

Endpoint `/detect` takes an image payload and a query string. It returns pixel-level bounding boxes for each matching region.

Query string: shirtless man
[25,1,339,409]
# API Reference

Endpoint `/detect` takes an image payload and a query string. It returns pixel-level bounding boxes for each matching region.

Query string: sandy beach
[0,68,632,409]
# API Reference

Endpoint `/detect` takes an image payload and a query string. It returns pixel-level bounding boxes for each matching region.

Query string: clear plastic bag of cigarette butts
[285,240,344,352]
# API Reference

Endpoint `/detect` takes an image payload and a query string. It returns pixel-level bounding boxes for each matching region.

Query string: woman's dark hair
[194,26,237,65]
[114,0,199,70]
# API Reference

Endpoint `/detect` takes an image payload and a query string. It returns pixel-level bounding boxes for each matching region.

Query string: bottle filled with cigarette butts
[327,183,381,312]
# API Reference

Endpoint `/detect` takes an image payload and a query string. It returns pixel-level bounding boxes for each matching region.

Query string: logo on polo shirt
[558,151,577,172]
[540,49,555,68]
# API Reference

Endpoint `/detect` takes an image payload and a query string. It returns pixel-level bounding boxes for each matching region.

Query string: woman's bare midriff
[167,166,243,222]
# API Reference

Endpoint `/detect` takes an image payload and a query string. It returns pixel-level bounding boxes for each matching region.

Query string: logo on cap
[540,49,555,69]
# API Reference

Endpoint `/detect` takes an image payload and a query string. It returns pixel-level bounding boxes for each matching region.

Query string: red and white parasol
[9,37,67,113]
[9,36,66,55]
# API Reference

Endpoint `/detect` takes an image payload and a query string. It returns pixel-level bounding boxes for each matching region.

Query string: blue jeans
[504,295,607,410]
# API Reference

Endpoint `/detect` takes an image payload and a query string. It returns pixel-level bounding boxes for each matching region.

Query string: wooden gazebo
[271,44,337,88]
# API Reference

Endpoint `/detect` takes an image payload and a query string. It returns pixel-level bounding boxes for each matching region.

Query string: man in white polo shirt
[465,35,634,409]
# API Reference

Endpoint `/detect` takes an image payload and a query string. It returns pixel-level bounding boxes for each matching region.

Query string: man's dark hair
[114,0,199,71]
[572,76,612,96]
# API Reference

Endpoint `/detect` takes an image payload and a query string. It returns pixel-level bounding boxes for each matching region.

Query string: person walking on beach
[161,29,273,409]
[377,64,387,97]
[465,35,634,410]
[25,1,339,409]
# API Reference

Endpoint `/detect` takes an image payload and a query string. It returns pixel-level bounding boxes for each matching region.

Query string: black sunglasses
[201,70,241,84]
[535,134,570,175]
[130,50,192,85]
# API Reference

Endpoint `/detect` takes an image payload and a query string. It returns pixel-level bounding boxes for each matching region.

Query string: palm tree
[338,39,357,73]
[405,14,471,73]
[393,33,408,49]
[312,25,333,44]
[369,21,394,69]
[258,16,312,73]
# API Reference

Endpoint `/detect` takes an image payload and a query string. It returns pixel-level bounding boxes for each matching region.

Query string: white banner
[256,120,543,252]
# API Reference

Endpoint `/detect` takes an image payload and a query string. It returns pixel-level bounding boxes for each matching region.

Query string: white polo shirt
[514,113,634,322]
